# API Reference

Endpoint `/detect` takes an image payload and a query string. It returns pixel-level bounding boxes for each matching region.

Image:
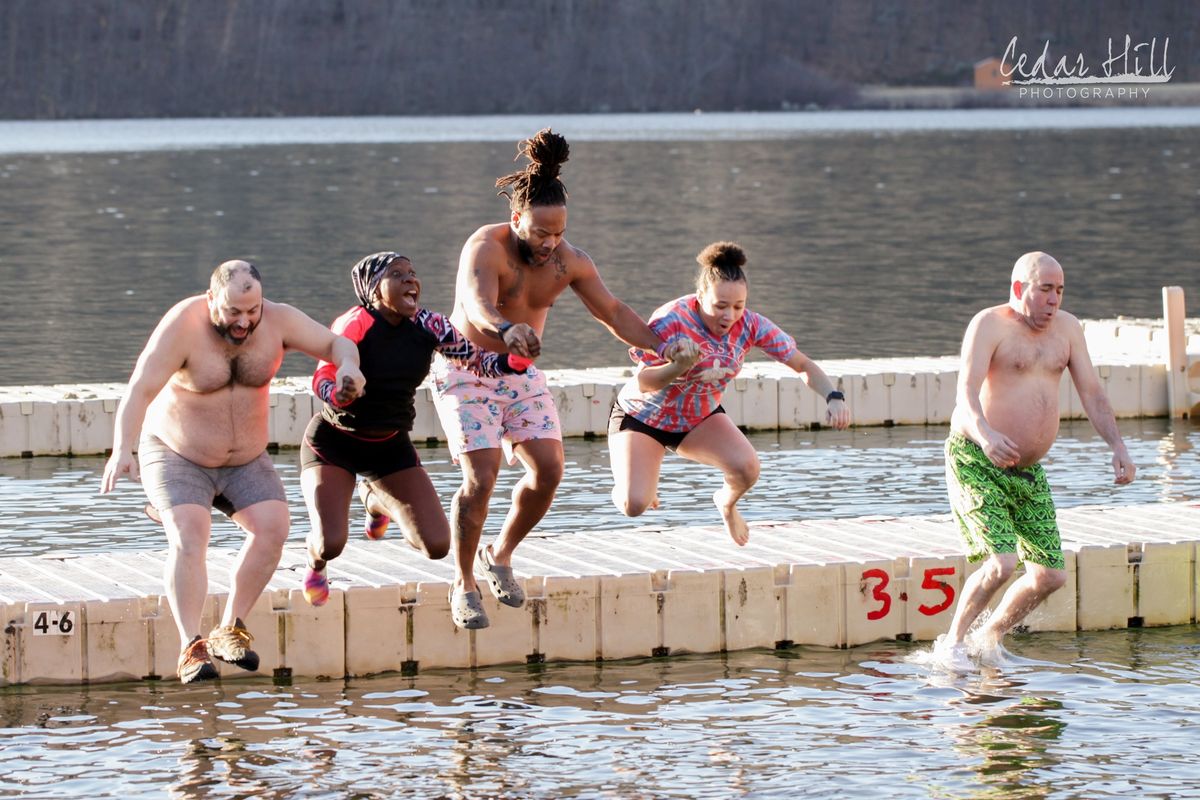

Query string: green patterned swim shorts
[944,433,1064,570]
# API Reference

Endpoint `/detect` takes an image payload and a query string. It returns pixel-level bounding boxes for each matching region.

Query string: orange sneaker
[177,635,218,684]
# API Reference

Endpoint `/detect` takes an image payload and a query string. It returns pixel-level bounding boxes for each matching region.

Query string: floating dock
[1,303,1197,685]
[0,313,1198,459]
[1,501,1197,686]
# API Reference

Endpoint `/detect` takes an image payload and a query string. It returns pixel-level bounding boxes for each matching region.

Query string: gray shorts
[139,434,286,514]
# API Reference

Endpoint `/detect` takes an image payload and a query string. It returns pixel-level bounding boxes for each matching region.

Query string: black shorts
[300,415,421,481]
[607,403,725,451]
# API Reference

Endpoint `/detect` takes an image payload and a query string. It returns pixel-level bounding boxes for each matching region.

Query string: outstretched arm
[101,302,191,492]
[784,350,850,429]
[278,303,365,404]
[570,252,668,353]
[1066,318,1135,484]
[421,309,525,378]
[956,311,1021,468]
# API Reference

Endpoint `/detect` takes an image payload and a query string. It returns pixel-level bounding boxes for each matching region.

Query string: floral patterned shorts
[431,358,562,463]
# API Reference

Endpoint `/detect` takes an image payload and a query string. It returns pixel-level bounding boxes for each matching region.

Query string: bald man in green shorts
[937,252,1135,668]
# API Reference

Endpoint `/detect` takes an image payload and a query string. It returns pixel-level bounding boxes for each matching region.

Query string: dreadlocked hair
[695,241,748,295]
[495,128,570,211]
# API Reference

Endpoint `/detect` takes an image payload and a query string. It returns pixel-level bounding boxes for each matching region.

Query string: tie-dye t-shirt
[617,294,798,432]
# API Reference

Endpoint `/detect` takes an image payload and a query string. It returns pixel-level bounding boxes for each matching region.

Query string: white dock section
[0,317,1198,458]
[1,502,1197,686]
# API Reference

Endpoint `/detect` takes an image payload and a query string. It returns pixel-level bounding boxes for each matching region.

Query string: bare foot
[713,488,749,546]
[649,495,661,510]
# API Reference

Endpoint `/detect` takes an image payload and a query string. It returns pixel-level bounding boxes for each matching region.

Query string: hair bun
[697,241,746,270]
[496,129,571,210]
[523,128,570,176]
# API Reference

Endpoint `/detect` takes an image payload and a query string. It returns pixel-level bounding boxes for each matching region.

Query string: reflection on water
[0,125,1197,385]
[0,627,1197,798]
[0,417,1195,558]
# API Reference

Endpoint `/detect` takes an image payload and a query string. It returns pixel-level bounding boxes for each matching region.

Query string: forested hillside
[2,0,1194,118]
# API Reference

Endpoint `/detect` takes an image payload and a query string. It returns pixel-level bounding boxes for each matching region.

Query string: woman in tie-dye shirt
[608,241,851,545]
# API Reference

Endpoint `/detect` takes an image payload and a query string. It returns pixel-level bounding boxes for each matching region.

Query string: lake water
[0,110,1198,385]
[1,629,1198,798]
[0,417,1195,558]
[2,111,1199,798]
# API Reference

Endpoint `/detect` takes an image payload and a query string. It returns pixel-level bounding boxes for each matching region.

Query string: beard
[516,235,554,266]
[212,318,257,346]
[515,235,537,265]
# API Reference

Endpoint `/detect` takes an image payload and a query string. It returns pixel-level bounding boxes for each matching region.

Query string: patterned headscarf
[351,251,407,307]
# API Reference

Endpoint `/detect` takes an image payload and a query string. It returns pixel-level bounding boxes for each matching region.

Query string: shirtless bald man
[101,261,365,683]
[937,251,1135,667]
[433,129,697,629]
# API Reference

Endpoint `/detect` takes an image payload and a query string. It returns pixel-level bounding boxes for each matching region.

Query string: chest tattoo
[504,259,525,298]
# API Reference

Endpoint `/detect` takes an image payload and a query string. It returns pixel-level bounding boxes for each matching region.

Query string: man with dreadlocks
[101,260,365,683]
[298,251,527,608]
[434,128,698,629]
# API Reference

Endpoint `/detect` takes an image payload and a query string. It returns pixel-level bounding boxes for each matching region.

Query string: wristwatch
[826,390,845,403]
[497,321,514,337]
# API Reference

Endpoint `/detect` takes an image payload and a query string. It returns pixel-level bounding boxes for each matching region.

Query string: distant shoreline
[855,82,1200,110]
[2,106,1199,156]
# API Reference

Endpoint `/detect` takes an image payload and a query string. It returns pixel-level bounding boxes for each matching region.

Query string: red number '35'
[861,566,957,621]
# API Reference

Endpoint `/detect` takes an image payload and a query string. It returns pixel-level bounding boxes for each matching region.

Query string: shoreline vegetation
[1,84,1197,127]
[4,2,1195,121]
[4,84,1197,125]
[853,82,1200,110]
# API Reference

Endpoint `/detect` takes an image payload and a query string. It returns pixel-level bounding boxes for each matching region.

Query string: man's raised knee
[530,459,564,492]
[1035,567,1067,594]
[981,555,1017,587]
[522,448,564,493]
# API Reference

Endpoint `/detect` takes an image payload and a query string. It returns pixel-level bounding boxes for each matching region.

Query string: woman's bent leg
[608,429,668,517]
[677,414,760,545]
[370,466,451,560]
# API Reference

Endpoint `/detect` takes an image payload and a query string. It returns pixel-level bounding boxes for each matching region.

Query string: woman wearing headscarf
[300,251,528,606]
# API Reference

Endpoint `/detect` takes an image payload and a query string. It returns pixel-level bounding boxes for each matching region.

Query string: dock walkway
[2,501,1196,686]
